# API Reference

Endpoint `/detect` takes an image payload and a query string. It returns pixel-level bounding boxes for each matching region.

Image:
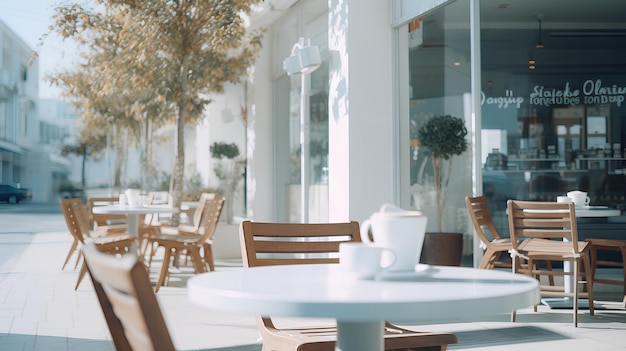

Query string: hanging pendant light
[536,14,545,49]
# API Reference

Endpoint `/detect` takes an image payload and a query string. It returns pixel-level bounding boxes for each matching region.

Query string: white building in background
[0,19,47,201]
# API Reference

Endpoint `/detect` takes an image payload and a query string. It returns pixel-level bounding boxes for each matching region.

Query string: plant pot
[419,232,463,266]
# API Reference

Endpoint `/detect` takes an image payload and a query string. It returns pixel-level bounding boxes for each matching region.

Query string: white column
[328,0,396,223]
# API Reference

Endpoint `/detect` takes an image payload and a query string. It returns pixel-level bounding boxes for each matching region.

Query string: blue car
[0,185,32,204]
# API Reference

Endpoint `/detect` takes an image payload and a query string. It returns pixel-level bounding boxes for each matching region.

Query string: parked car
[0,185,32,204]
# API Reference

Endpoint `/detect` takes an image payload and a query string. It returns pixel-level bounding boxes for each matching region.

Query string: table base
[336,321,383,351]
[541,297,593,310]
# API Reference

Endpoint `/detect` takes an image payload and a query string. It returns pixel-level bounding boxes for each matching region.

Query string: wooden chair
[61,235,81,270]
[82,242,176,351]
[88,197,127,231]
[507,200,594,327]
[143,192,216,262]
[147,194,225,292]
[240,220,458,351]
[60,198,135,290]
[585,238,626,304]
[465,195,514,269]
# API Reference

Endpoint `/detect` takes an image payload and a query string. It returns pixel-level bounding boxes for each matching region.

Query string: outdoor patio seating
[507,200,594,327]
[82,242,176,351]
[59,198,134,290]
[146,194,225,292]
[239,220,458,351]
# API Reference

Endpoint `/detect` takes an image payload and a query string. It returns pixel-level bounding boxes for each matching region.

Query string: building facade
[242,0,626,263]
[0,20,42,200]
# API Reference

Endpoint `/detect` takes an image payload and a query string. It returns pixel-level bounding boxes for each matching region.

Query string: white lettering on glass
[480,90,524,109]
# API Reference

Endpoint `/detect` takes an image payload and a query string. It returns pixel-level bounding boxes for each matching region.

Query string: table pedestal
[126,213,140,238]
[336,321,383,351]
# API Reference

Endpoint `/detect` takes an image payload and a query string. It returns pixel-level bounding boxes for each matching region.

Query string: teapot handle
[379,203,404,213]
[360,219,375,244]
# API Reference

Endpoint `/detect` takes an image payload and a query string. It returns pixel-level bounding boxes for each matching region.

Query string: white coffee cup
[118,194,127,206]
[360,204,428,272]
[567,190,590,207]
[338,243,395,280]
[125,188,141,207]
[556,196,571,204]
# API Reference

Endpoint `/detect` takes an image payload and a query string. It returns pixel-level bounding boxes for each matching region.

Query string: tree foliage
[417,115,468,232]
[47,0,263,223]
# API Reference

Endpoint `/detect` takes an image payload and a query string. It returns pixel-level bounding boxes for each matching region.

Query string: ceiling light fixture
[535,14,545,49]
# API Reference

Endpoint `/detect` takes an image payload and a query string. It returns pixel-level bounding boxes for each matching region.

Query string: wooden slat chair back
[88,197,127,230]
[60,198,134,290]
[465,195,513,269]
[507,200,594,327]
[239,220,458,351]
[240,221,361,267]
[82,242,175,351]
[148,194,225,292]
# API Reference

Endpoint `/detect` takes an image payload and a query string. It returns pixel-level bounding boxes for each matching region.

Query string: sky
[0,0,79,99]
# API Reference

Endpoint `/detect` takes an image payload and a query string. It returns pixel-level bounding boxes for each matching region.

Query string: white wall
[329,0,396,223]
[247,31,275,221]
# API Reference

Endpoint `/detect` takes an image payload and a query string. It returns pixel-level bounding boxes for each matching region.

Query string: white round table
[92,204,178,238]
[575,206,621,218]
[188,264,540,351]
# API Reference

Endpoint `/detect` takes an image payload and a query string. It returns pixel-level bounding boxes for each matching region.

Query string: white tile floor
[0,214,625,351]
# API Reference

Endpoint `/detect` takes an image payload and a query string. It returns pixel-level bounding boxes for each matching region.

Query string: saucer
[375,264,436,281]
[577,205,609,210]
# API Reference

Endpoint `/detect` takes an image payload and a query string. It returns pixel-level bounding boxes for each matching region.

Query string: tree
[210,142,245,223]
[60,131,107,191]
[48,0,263,223]
[416,115,468,232]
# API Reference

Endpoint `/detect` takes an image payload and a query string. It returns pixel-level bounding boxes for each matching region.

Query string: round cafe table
[188,263,540,351]
[92,204,179,238]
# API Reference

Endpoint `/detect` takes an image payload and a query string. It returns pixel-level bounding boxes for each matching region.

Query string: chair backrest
[507,200,581,254]
[88,197,126,228]
[82,242,176,351]
[239,221,361,267]
[190,193,213,229]
[465,195,503,245]
[196,194,225,242]
[60,198,91,244]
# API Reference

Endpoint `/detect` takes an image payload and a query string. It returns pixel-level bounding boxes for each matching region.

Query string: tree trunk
[169,56,190,226]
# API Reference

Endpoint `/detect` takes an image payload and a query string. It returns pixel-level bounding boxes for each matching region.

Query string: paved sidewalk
[1,208,626,350]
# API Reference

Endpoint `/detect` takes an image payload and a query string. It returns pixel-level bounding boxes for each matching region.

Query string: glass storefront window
[480,3,626,235]
[408,0,472,237]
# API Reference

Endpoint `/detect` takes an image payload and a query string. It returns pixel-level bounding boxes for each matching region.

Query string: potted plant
[210,142,246,223]
[416,114,468,266]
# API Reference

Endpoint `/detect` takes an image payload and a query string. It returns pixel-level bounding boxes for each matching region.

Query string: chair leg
[147,241,158,269]
[511,255,520,322]
[75,262,87,290]
[545,261,554,286]
[583,255,594,316]
[155,247,173,293]
[573,260,579,327]
[74,250,83,269]
[203,243,215,272]
[62,239,79,270]
[187,247,207,273]
[619,247,626,299]
[479,249,495,269]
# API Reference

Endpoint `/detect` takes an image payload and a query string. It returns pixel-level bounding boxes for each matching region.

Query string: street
[0,202,66,234]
